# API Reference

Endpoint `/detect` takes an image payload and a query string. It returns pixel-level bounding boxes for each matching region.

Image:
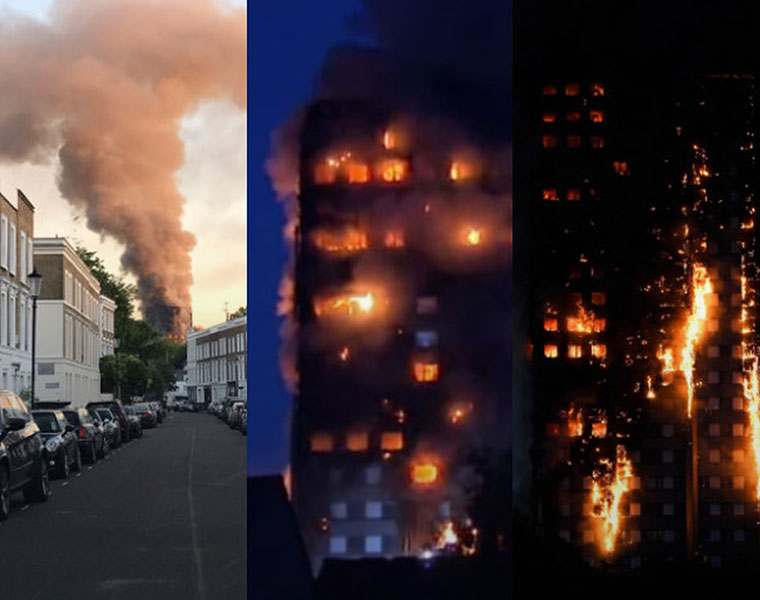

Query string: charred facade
[290,100,510,570]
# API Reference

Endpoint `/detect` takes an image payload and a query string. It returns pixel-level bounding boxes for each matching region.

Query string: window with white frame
[0,292,6,346]
[8,224,15,276]
[0,217,7,270]
[27,238,32,276]
[9,295,15,348]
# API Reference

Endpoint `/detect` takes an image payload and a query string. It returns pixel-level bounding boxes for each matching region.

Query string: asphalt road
[0,411,246,599]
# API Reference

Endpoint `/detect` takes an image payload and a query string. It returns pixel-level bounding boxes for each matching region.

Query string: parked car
[228,401,245,429]
[32,409,81,478]
[123,406,143,438]
[133,403,158,429]
[86,399,131,443]
[240,407,247,436]
[62,407,107,463]
[89,407,121,448]
[149,402,164,423]
[0,391,50,519]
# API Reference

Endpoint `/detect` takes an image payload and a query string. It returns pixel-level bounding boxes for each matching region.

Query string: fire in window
[566,110,581,122]
[542,84,557,95]
[589,110,604,123]
[544,344,558,358]
[542,112,557,123]
[312,228,369,253]
[542,134,558,148]
[565,83,580,96]
[384,230,405,248]
[590,82,605,96]
[591,420,607,437]
[591,292,606,305]
[381,432,403,451]
[411,462,439,485]
[591,344,607,358]
[613,161,630,176]
[382,127,407,150]
[593,318,606,332]
[544,317,558,331]
[346,431,369,452]
[413,361,440,383]
[542,188,559,201]
[448,402,472,425]
[590,136,605,149]
[449,160,479,182]
[566,188,581,201]
[310,433,334,452]
[346,162,370,183]
[315,291,379,318]
[568,345,582,358]
[377,158,409,182]
[463,227,483,246]
[567,135,581,148]
[314,162,337,184]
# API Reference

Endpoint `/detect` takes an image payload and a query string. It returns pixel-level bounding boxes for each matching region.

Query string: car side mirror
[6,417,26,432]
[65,424,74,433]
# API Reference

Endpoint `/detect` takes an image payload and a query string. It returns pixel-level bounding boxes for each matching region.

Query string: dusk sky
[0,0,247,329]
[250,0,361,475]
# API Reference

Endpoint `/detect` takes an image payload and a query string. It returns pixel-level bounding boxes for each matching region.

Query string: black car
[62,407,107,463]
[90,407,121,448]
[86,400,131,443]
[32,409,81,478]
[133,403,157,429]
[0,392,50,519]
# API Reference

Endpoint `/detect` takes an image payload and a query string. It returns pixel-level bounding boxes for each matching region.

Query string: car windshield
[33,412,61,433]
[62,411,80,426]
[96,409,113,421]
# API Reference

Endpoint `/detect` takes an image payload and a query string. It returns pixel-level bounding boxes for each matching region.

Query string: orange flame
[567,301,595,334]
[679,264,712,417]
[312,228,368,253]
[436,521,459,548]
[743,356,760,501]
[591,445,634,555]
[646,375,656,399]
[315,292,377,317]
[568,406,583,437]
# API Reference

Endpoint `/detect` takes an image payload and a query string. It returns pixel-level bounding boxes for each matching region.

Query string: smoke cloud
[0,0,246,335]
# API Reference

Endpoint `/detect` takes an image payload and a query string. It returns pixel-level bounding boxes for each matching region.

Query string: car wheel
[58,451,70,479]
[25,460,50,503]
[72,447,82,472]
[0,466,10,521]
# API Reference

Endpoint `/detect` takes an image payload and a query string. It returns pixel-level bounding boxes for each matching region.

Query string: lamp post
[114,338,121,402]
[28,267,42,410]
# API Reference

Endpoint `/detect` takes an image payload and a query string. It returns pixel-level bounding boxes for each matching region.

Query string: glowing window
[591,344,607,358]
[377,159,409,182]
[542,84,557,95]
[613,161,630,176]
[542,134,558,148]
[591,421,607,437]
[589,110,604,123]
[566,188,581,201]
[544,318,558,331]
[590,136,605,149]
[384,230,405,248]
[449,161,478,181]
[590,83,605,96]
[413,362,440,383]
[733,424,745,437]
[593,318,606,332]
[566,110,581,122]
[542,188,559,201]
[565,83,581,96]
[310,433,334,452]
[544,344,558,358]
[314,163,337,184]
[381,432,403,451]
[542,112,557,123]
[591,292,606,305]
[567,135,582,148]
[346,432,369,451]
[411,463,439,484]
[346,162,370,183]
[568,345,582,358]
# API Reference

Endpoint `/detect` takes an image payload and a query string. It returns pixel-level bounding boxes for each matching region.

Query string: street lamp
[28,267,42,410]
[114,338,121,402]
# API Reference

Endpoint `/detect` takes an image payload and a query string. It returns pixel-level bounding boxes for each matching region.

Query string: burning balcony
[314,289,387,322]
[313,152,370,184]
[311,228,368,253]
[590,82,605,96]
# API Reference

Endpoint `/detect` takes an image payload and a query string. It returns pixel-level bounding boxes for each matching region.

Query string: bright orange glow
[567,302,595,334]
[383,128,401,150]
[543,188,559,201]
[436,521,459,548]
[679,264,713,417]
[384,230,405,248]
[568,345,582,359]
[464,227,483,246]
[568,407,583,437]
[312,228,368,253]
[346,432,369,452]
[310,433,333,452]
[565,83,580,96]
[566,188,581,201]
[314,162,337,184]
[591,292,606,305]
[566,110,581,122]
[591,344,607,359]
[414,362,440,382]
[589,110,604,123]
[542,84,557,95]
[381,432,404,451]
[542,112,557,123]
[377,158,409,182]
[544,317,558,332]
[613,161,630,176]
[593,318,606,332]
[544,344,558,358]
[315,292,378,318]
[338,346,350,362]
[591,445,634,555]
[591,419,607,438]
[658,346,675,384]
[590,82,605,96]
[542,134,558,148]
[347,162,370,183]
[314,152,370,184]
[449,160,479,181]
[646,375,656,399]
[395,409,406,424]
[411,462,439,484]
[744,356,760,500]
[590,136,605,149]
[448,402,472,425]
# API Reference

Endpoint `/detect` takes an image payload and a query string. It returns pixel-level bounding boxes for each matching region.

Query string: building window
[542,112,557,123]
[380,432,403,451]
[590,82,605,96]
[663,503,674,516]
[613,161,630,176]
[564,83,580,96]
[708,371,720,384]
[566,135,582,148]
[709,476,721,489]
[733,396,744,410]
[735,503,745,516]
[733,450,745,463]
[413,361,439,383]
[542,188,559,201]
[310,433,333,452]
[663,476,675,490]
[589,110,604,123]
[544,317,558,331]
[542,84,557,95]
[544,344,558,358]
[568,345,582,359]
[708,396,720,410]
[0,216,7,270]
[8,224,15,276]
[365,535,383,553]
[346,432,369,452]
[365,502,383,519]
[593,318,606,332]
[565,188,581,201]
[330,502,348,519]
[734,476,745,489]
[662,450,673,463]
[591,292,606,305]
[377,159,409,182]
[366,466,382,485]
[590,136,605,149]
[416,297,438,314]
[709,530,721,543]
[735,529,746,542]
[629,503,641,516]
[591,344,606,359]
[347,162,370,183]
[708,423,720,437]
[566,110,581,122]
[329,536,347,555]
[384,230,405,248]
[542,134,558,149]
[545,423,560,436]
[415,330,438,348]
[708,450,720,463]
[733,424,745,437]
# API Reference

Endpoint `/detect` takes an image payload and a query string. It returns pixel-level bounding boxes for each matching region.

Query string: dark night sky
[249,0,361,475]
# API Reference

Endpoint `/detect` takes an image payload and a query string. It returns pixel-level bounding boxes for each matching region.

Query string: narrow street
[0,412,246,599]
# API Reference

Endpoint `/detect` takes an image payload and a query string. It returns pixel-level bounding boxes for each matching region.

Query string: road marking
[20,504,30,511]
[187,429,207,600]
[62,481,69,487]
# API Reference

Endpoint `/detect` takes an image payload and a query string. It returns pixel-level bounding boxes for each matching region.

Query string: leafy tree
[230,306,246,319]
[100,353,150,400]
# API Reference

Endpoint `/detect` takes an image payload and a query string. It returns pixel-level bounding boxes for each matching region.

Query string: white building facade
[98,295,116,358]
[34,238,109,407]
[186,315,247,406]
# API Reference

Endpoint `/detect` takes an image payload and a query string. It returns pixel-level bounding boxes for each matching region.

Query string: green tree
[229,306,246,319]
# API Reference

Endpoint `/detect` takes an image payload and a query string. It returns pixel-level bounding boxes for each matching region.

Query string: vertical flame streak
[591,445,634,554]
[744,357,760,501]
[679,264,712,418]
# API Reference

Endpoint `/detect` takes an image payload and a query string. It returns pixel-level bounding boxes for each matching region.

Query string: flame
[568,406,583,437]
[590,445,634,555]
[679,264,712,417]
[646,375,656,399]
[312,228,368,253]
[436,521,459,548]
[316,292,377,318]
[449,160,479,181]
[377,158,409,182]
[744,356,760,501]
[413,361,440,382]
[411,461,439,485]
[591,419,607,438]
[658,346,674,383]
[567,301,595,334]
[464,227,483,246]
[338,346,350,362]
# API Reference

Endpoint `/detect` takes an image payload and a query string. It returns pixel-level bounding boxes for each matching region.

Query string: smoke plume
[0,0,246,335]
